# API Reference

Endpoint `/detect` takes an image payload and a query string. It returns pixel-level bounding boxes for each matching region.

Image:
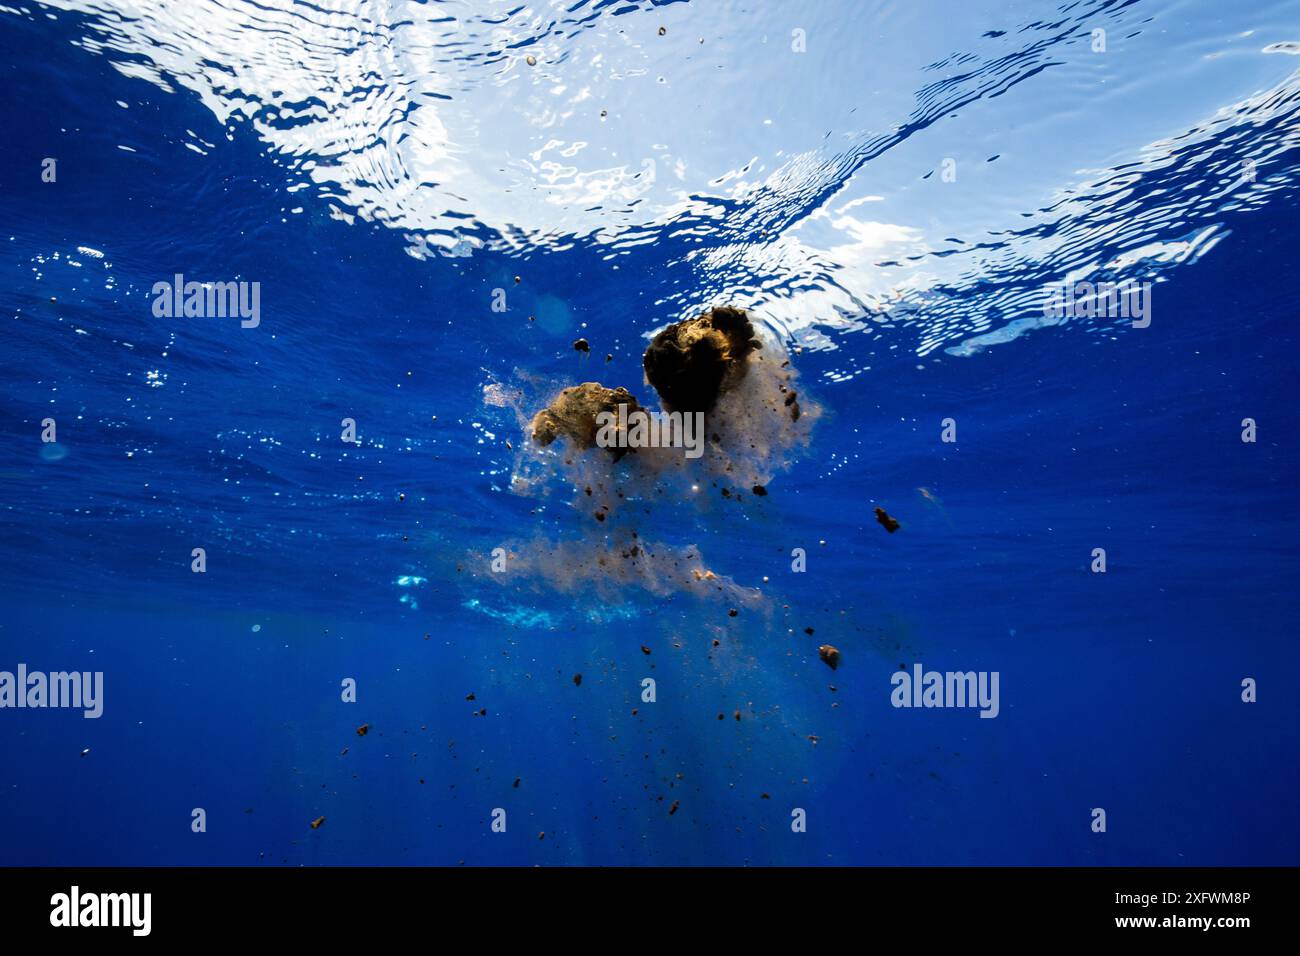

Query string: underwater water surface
[1,0,1299,866]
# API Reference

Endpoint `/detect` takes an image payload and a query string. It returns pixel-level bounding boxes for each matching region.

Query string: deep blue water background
[1,0,1298,865]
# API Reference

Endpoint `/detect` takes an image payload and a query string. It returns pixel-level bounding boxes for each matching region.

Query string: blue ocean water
[1,0,1298,866]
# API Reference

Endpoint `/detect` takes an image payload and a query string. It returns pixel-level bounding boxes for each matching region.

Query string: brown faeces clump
[875,507,900,533]
[818,645,841,670]
[310,816,325,829]
[642,306,762,413]
[530,382,642,461]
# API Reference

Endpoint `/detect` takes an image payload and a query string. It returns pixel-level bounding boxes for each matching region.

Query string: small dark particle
[513,778,521,788]
[340,747,349,756]
[605,353,613,362]
[573,338,590,353]
[573,673,582,686]
[244,808,254,814]
[356,724,370,736]
[595,511,606,522]
[310,816,325,829]
[514,275,522,283]
[784,391,798,406]
[669,799,680,815]
[478,708,487,716]
[711,639,720,647]
[641,646,652,655]
[804,626,815,635]
[658,26,666,36]
[818,645,841,670]
[760,793,770,800]
[728,608,738,617]
[752,484,767,496]
[790,401,801,422]
[733,710,742,721]
[717,713,725,720]
[538,831,545,840]
[466,693,476,701]
[875,507,901,533]
[398,493,406,502]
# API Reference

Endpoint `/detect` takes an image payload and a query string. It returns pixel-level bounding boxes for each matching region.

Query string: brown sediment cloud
[473,534,765,609]
[514,306,818,509]
[475,305,819,602]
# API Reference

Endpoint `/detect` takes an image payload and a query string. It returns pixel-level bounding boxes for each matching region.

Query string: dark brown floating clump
[669,799,680,815]
[874,506,900,533]
[818,645,841,670]
[752,484,767,496]
[513,778,521,788]
[573,338,590,353]
[356,724,370,736]
[310,816,325,829]
[572,673,582,686]
[530,382,642,461]
[642,305,761,413]
[640,645,652,655]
